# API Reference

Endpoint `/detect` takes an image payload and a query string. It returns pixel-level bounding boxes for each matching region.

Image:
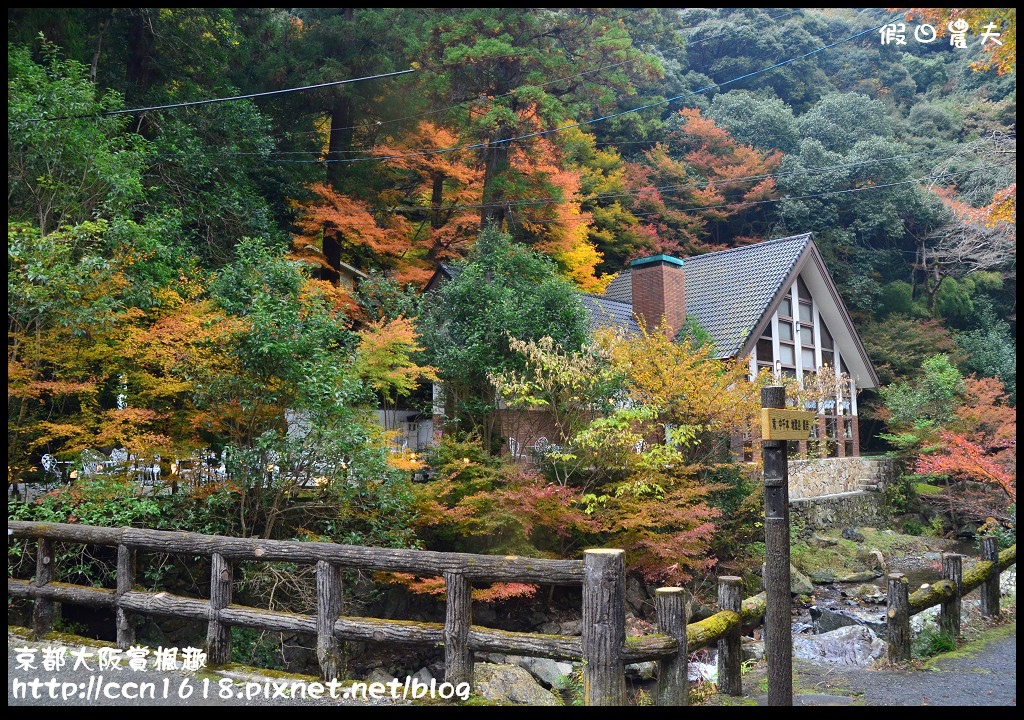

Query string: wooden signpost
[761,387,805,707]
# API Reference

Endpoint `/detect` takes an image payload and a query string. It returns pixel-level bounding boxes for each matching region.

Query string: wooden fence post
[207,552,232,664]
[317,560,343,681]
[940,553,962,639]
[980,538,1000,617]
[32,537,56,638]
[761,385,793,706]
[116,543,136,648]
[444,570,473,687]
[886,572,911,663]
[655,587,688,706]
[717,576,743,696]
[583,549,626,706]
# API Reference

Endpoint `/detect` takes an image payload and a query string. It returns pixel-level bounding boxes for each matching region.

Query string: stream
[677,537,989,681]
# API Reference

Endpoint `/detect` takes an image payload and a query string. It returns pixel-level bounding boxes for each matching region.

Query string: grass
[789,526,945,577]
[912,626,958,658]
[920,621,1016,669]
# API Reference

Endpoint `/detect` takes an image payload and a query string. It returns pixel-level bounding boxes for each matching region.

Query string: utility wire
[302,16,903,166]
[372,148,984,214]
[505,165,1006,228]
[259,9,805,145]
[44,69,417,122]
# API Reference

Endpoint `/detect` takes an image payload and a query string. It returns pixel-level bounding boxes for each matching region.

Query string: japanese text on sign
[760,409,817,441]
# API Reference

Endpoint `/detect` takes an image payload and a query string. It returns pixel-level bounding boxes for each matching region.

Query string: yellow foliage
[596,320,762,438]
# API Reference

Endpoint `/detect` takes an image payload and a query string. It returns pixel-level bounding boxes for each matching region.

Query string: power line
[629,167,1002,219]
[374,147,977,214]
[199,7,806,150]
[497,165,1005,226]
[310,16,902,166]
[321,57,643,135]
[44,69,417,122]
[119,9,845,158]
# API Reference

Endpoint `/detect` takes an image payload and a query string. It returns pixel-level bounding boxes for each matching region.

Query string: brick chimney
[630,254,686,337]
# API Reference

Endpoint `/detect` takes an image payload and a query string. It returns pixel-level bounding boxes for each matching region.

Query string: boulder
[625,661,657,680]
[858,548,886,572]
[791,564,815,595]
[808,569,836,584]
[909,604,940,633]
[504,655,575,689]
[847,583,885,603]
[792,625,886,666]
[625,574,651,618]
[365,668,396,686]
[763,563,813,594]
[809,606,888,639]
[559,619,583,636]
[811,533,839,547]
[741,638,764,662]
[842,528,866,543]
[472,663,563,706]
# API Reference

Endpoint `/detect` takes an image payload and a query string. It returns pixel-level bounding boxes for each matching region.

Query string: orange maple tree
[625,108,781,257]
[916,430,1015,502]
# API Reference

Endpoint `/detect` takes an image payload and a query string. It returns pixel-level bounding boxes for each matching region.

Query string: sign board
[760,408,817,440]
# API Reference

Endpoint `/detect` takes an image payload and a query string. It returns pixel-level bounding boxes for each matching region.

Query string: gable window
[777,296,797,378]
[756,322,774,375]
[820,320,835,369]
[795,275,814,380]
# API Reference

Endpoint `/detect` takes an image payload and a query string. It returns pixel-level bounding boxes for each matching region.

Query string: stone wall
[788,457,895,500]
[790,492,887,536]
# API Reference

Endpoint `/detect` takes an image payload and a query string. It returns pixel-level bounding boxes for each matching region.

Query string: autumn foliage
[625,108,781,256]
[916,430,1015,502]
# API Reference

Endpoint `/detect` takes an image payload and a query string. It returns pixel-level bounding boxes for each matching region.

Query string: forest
[6,8,1016,665]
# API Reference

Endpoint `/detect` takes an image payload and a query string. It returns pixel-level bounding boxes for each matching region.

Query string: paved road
[710,622,1016,707]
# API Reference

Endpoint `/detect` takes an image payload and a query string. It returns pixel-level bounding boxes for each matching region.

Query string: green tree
[879,354,967,459]
[419,226,590,453]
[708,90,800,153]
[200,237,418,543]
[418,8,658,230]
[8,41,148,234]
[955,302,1017,404]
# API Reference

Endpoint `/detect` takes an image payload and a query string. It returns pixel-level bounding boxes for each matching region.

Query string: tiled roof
[597,233,812,357]
[582,294,640,335]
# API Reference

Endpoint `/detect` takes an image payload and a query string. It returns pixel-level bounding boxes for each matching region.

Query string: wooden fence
[7,521,770,706]
[886,539,1016,662]
[10,522,1014,704]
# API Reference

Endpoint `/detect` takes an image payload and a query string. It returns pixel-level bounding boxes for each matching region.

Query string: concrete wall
[788,456,895,500]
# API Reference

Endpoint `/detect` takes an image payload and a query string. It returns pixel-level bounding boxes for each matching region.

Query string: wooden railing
[8,521,772,705]
[20,523,1005,702]
[886,539,1016,663]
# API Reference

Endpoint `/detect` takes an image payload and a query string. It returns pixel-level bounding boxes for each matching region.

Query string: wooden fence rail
[8,521,772,705]
[20,524,1003,702]
[886,541,1016,663]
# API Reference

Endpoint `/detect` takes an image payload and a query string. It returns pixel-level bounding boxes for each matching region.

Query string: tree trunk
[480,125,513,229]
[328,96,354,188]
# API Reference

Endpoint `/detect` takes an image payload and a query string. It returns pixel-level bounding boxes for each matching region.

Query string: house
[585,232,878,458]
[427,232,878,460]
[290,241,369,291]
